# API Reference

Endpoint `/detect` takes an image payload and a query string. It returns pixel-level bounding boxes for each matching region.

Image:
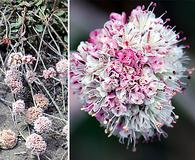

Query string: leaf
[0,28,5,36]
[11,29,18,33]
[35,24,43,32]
[19,1,32,7]
[52,19,58,24]
[55,10,65,17]
[35,0,43,6]
[27,15,36,22]
[10,16,23,29]
[40,5,46,12]
[60,18,67,23]
[64,35,67,42]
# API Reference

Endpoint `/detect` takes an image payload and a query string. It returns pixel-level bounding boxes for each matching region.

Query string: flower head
[7,52,23,68]
[56,59,68,84]
[34,116,52,133]
[26,70,37,83]
[4,68,23,93]
[22,55,36,64]
[0,129,17,149]
[12,99,25,115]
[33,93,49,109]
[71,2,192,151]
[56,59,68,75]
[25,133,46,155]
[25,107,43,124]
[43,67,57,79]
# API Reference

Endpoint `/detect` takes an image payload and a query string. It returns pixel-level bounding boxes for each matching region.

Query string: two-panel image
[0,0,195,160]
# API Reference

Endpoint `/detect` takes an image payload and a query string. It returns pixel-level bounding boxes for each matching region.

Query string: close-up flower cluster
[25,133,47,155]
[12,99,25,115]
[71,2,193,151]
[0,129,17,150]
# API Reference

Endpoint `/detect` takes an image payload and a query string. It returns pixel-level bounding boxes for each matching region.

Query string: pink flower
[0,129,17,149]
[26,70,36,83]
[34,116,52,133]
[104,12,126,36]
[25,133,46,155]
[22,55,36,64]
[33,93,49,109]
[130,91,145,105]
[149,56,164,72]
[25,107,43,124]
[144,82,158,96]
[7,52,23,67]
[71,2,193,151]
[130,6,142,18]
[43,67,56,79]
[56,59,68,84]
[88,29,102,44]
[116,49,136,65]
[56,59,68,75]
[109,60,123,73]
[4,68,23,93]
[12,99,25,115]
[109,12,126,24]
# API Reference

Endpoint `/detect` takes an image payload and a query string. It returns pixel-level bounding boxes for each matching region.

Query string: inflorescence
[71,2,193,151]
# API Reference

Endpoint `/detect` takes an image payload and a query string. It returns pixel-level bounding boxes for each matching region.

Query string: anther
[182,37,187,41]
[185,45,190,49]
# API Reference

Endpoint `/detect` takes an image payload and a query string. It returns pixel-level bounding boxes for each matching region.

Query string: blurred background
[70,1,195,160]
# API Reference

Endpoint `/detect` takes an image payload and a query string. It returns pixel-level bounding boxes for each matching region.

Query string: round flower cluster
[7,52,23,68]
[56,59,68,75]
[71,3,192,150]
[12,99,25,115]
[7,52,36,67]
[43,67,57,79]
[0,129,17,149]
[33,93,49,109]
[26,107,43,124]
[25,133,46,155]
[34,116,52,133]
[56,59,68,84]
[4,68,23,93]
[5,52,36,94]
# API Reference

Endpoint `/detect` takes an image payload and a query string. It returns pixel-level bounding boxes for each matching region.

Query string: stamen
[159,11,167,19]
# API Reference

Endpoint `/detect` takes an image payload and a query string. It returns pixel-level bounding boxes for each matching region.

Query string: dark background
[70,1,195,160]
